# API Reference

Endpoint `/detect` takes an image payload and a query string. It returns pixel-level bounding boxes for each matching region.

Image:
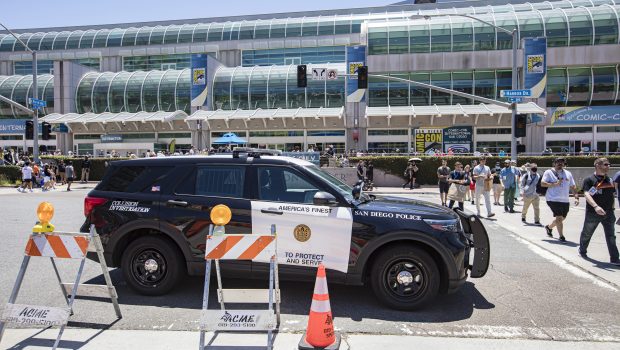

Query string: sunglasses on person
[600,163,611,167]
[531,168,538,172]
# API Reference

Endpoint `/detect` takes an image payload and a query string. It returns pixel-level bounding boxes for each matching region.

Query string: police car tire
[370,246,440,310]
[121,235,185,296]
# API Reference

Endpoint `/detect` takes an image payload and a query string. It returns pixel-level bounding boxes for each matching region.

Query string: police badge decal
[293,224,311,242]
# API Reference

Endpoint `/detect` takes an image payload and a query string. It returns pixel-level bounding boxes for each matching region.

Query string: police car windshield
[304,165,354,202]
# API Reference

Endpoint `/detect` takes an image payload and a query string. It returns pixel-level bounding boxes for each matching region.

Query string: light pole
[0,22,39,163]
[417,14,519,161]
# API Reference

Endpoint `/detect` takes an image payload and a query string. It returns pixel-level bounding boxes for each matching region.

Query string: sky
[2,0,394,30]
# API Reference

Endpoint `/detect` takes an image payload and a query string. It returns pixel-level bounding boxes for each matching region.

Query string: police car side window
[195,166,245,198]
[258,167,319,204]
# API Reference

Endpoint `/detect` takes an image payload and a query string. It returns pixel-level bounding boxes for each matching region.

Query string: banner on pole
[523,37,547,98]
[346,46,366,103]
[191,54,209,107]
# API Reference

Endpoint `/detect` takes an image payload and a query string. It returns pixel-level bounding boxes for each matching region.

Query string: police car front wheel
[370,246,440,310]
[121,235,185,295]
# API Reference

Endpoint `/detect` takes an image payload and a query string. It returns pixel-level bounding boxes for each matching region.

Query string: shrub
[0,165,21,183]
[41,156,129,181]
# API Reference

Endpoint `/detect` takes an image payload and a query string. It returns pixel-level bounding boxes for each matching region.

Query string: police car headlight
[424,218,459,232]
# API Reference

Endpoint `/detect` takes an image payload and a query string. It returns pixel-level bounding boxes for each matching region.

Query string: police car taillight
[84,196,108,217]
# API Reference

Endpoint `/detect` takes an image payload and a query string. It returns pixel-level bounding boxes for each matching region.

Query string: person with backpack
[520,163,542,225]
[542,157,578,242]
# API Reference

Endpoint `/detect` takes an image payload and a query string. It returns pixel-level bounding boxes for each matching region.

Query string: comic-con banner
[550,106,620,125]
[443,126,473,153]
[346,46,366,103]
[190,54,208,107]
[415,128,443,155]
[523,37,547,98]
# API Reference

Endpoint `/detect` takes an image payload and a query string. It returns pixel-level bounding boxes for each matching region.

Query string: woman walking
[447,162,470,210]
[402,161,418,190]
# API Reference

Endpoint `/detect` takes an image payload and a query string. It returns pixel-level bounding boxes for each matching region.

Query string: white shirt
[473,164,491,179]
[542,168,575,203]
[21,166,32,180]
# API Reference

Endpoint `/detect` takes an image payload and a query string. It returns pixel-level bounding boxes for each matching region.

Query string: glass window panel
[474,70,495,99]
[92,29,111,48]
[452,20,473,52]
[430,21,451,52]
[591,66,617,105]
[92,72,115,113]
[142,71,164,112]
[134,27,151,46]
[286,21,302,37]
[158,70,179,111]
[545,13,568,47]
[125,71,147,112]
[270,21,286,38]
[495,15,518,50]
[369,75,388,107]
[42,76,55,114]
[389,26,408,54]
[231,68,250,110]
[267,66,287,109]
[239,22,254,40]
[207,24,224,42]
[13,33,29,51]
[567,67,591,106]
[249,69,268,109]
[517,13,544,39]
[164,25,182,44]
[352,19,362,33]
[410,23,430,53]
[569,9,593,46]
[26,33,44,51]
[287,65,305,108]
[0,76,19,115]
[0,36,16,52]
[388,73,408,106]
[452,71,473,104]
[302,20,318,37]
[254,21,270,39]
[52,31,71,50]
[495,70,512,100]
[325,67,344,108]
[76,73,97,113]
[192,24,209,42]
[546,68,568,107]
[109,72,131,113]
[221,22,234,41]
[149,26,165,45]
[592,8,618,44]
[11,76,32,117]
[107,28,124,47]
[335,19,351,34]
[38,32,57,51]
[122,28,139,46]
[66,31,84,49]
[318,19,335,36]
[230,22,241,41]
[178,25,194,43]
[410,72,430,105]
[307,72,325,107]
[213,69,232,110]
[431,72,451,105]
[176,69,191,113]
[368,27,388,55]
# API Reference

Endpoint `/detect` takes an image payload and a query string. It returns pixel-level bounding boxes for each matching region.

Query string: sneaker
[509,209,516,213]
[534,221,541,225]
[504,206,508,212]
[29,189,33,193]
[487,213,495,218]
[559,235,566,242]
[522,217,526,223]
[545,225,553,237]
[579,251,588,259]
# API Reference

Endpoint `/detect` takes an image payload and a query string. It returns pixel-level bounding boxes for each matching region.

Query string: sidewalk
[373,186,620,289]
[1,329,618,349]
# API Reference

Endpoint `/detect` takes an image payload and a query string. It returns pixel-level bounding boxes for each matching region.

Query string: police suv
[82,149,489,310]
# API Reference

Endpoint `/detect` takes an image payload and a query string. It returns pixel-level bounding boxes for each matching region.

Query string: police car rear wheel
[371,246,440,310]
[122,236,184,295]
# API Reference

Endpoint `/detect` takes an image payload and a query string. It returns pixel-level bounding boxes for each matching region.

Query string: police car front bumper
[455,209,490,278]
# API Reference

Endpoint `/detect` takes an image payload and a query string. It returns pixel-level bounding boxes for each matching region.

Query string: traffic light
[25,120,34,140]
[357,66,368,89]
[297,65,307,88]
[514,114,527,138]
[42,122,52,140]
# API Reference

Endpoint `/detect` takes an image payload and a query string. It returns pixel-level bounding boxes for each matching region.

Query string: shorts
[67,177,74,182]
[547,201,570,218]
[22,179,31,183]
[439,182,450,194]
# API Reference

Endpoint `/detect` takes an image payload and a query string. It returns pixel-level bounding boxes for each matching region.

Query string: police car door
[251,166,353,278]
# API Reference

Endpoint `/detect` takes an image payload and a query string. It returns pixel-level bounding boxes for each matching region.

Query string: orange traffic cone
[298,263,341,350]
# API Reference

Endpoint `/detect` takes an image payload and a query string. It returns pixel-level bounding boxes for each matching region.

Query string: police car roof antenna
[199,223,280,350]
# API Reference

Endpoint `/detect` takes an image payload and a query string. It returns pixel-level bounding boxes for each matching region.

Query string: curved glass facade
[211,63,346,110]
[368,4,620,54]
[368,65,620,107]
[0,0,615,52]
[75,69,190,114]
[0,75,54,118]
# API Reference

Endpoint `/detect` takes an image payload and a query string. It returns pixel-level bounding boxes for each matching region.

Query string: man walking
[578,158,620,265]
[542,157,578,242]
[80,156,91,183]
[521,163,541,224]
[65,161,75,191]
[473,157,495,218]
[437,159,451,206]
[500,159,518,213]
[356,160,365,181]
[18,161,34,193]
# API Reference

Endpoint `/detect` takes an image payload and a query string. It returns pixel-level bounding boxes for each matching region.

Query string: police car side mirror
[313,191,338,206]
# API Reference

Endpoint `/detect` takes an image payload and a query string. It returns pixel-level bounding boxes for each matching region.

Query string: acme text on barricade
[1,304,70,327]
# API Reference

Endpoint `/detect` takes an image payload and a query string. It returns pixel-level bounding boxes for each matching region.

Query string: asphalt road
[0,185,619,343]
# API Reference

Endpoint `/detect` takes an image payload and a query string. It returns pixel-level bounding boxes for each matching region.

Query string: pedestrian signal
[42,122,51,140]
[297,65,307,88]
[25,120,34,140]
[514,114,527,138]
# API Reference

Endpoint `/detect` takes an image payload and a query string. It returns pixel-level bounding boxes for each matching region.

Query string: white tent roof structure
[40,110,189,124]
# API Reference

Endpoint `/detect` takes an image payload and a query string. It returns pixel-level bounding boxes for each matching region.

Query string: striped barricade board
[200,309,276,331]
[205,234,275,261]
[1,304,70,327]
[24,233,90,259]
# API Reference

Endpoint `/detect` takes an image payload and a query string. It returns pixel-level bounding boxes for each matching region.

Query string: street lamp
[0,22,39,163]
[416,14,519,161]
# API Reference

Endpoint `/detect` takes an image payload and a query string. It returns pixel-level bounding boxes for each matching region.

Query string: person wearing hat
[541,157,578,242]
[500,159,519,213]
[521,162,541,224]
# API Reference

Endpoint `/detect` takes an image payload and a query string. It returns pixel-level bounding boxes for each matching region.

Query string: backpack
[524,173,546,196]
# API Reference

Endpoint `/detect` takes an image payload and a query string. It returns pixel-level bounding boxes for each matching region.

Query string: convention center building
[0,0,618,156]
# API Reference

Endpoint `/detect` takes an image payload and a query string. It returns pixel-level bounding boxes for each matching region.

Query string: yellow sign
[348,62,363,79]
[415,128,443,155]
[527,55,544,74]
[193,68,206,86]
[293,224,311,243]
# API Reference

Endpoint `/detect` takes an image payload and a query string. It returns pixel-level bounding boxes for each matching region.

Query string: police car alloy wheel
[121,236,185,295]
[370,245,440,310]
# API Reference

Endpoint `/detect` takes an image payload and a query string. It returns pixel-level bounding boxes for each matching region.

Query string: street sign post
[312,68,327,80]
[508,97,523,103]
[500,89,532,98]
[29,98,46,110]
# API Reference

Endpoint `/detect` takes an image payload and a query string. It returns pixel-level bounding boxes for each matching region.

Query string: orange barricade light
[33,202,55,233]
[210,204,232,236]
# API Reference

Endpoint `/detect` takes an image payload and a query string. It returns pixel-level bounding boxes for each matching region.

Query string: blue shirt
[500,166,518,188]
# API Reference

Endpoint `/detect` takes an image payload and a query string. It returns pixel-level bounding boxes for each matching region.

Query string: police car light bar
[232,147,282,158]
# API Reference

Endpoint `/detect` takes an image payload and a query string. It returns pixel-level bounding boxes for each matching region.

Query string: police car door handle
[261,208,283,215]
[167,200,188,207]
